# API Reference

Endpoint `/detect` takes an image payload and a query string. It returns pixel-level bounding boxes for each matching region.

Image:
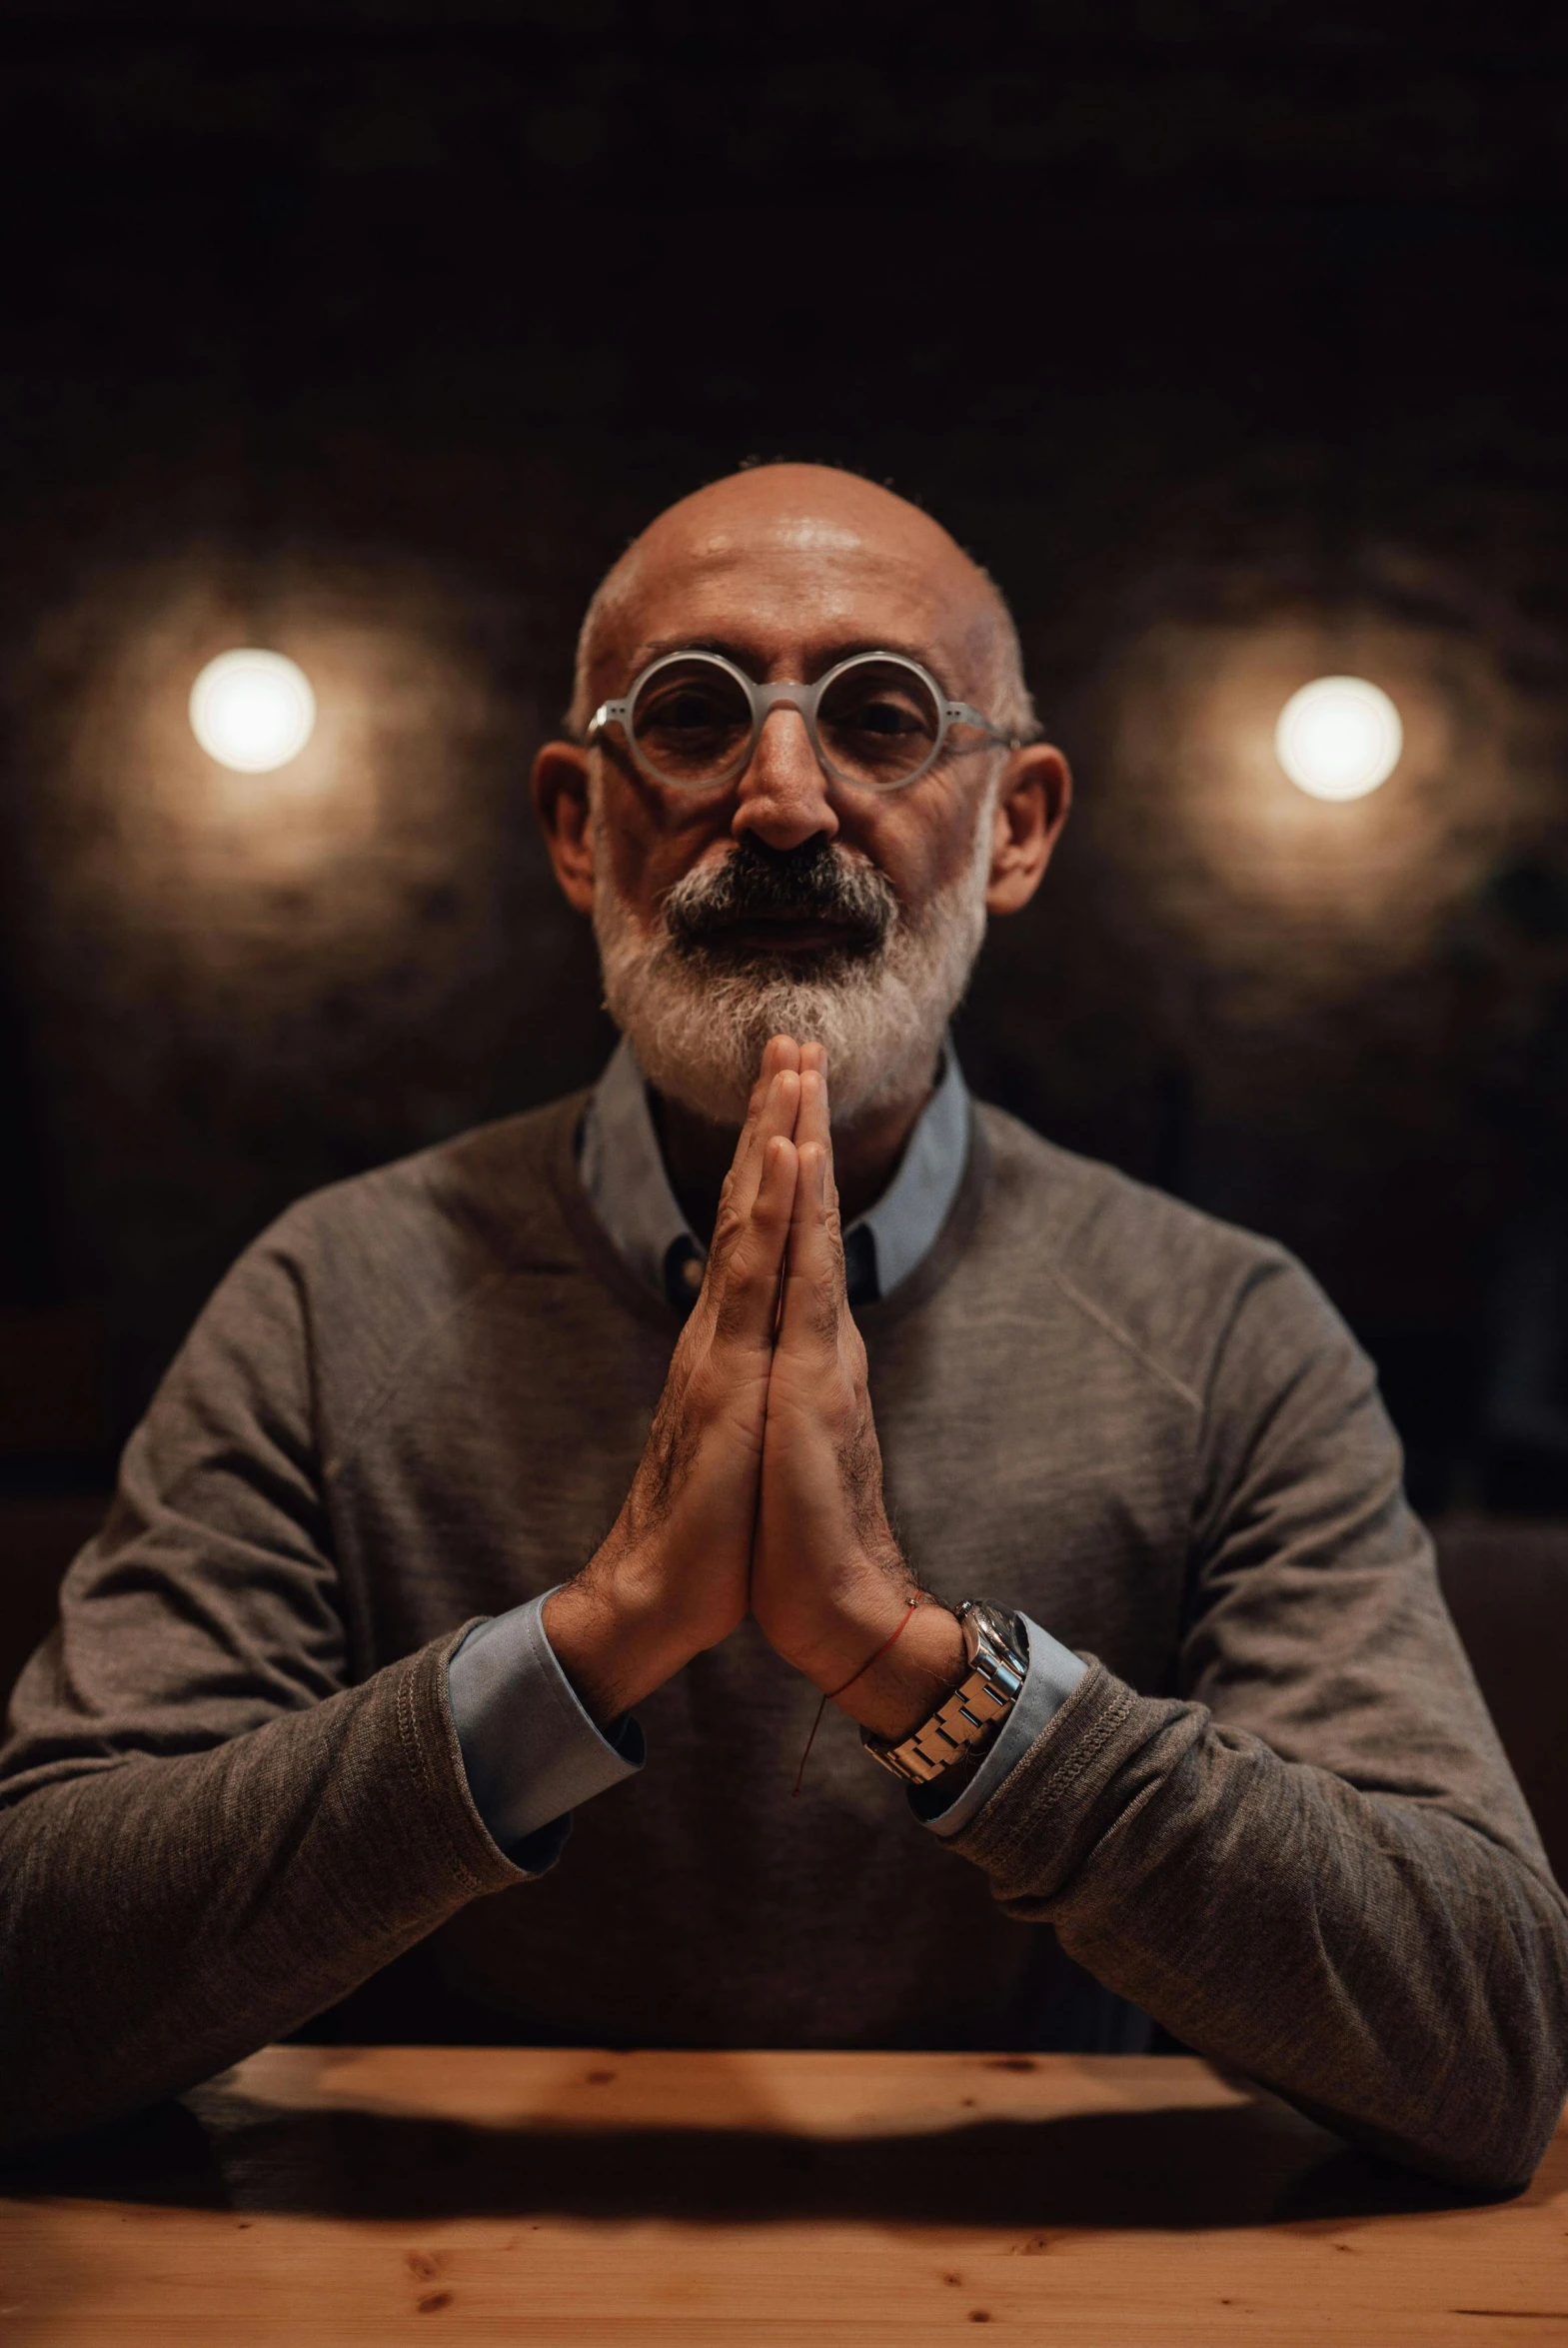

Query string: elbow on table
[1448,2057,1568,2200]
[1447,1959,1568,2196]
[0,2057,203,2169]
[0,2002,205,2168]
[1398,2119,1558,2201]
[1305,2023,1568,2200]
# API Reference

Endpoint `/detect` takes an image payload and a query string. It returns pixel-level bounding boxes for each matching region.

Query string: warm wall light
[189,649,316,773]
[1274,676,1403,801]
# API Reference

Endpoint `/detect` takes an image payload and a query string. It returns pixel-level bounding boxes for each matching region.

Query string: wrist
[861,1600,1029,1785]
[836,1602,966,1740]
[543,1545,718,1725]
[788,1585,966,1742]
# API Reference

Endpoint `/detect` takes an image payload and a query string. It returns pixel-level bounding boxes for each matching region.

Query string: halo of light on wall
[189,649,317,773]
[1273,675,1403,802]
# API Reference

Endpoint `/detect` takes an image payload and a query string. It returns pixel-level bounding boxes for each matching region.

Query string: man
[1,466,1564,2190]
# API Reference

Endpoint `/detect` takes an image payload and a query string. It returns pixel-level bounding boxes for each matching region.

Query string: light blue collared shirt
[448,1043,1084,1863]
[579,1033,973,1310]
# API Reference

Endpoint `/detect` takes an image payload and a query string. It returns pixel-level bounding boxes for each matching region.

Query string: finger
[725,1066,800,1229]
[754,1034,799,1107]
[795,1061,831,1163]
[779,1138,840,1353]
[729,1038,802,1198]
[796,1055,842,1234]
[714,1133,799,1350]
[748,1034,798,1120]
[736,1037,788,1160]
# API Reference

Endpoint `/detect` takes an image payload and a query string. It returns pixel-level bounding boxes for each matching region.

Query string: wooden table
[1,2048,1564,2344]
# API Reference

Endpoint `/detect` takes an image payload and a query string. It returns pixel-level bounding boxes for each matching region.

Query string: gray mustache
[662,839,897,957]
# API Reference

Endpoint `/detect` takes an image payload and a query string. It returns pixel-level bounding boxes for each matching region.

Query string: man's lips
[694,913,868,955]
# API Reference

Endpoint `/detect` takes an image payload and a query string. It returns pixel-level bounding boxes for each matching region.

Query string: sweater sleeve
[0,1219,524,2156]
[946,1250,1568,2194]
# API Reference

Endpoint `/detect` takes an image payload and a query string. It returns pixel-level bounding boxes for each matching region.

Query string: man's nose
[731,707,839,853]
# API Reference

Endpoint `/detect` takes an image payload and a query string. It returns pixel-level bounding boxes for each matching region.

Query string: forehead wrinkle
[614,543,979,664]
[633,525,928,601]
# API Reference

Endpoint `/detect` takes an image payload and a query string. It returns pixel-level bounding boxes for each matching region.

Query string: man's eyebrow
[628,635,744,667]
[625,634,956,683]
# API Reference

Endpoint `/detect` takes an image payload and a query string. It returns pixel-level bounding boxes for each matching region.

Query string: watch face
[962,1601,1021,1660]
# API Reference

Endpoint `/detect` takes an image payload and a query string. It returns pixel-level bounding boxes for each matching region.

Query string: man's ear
[984,743,1071,917]
[531,741,597,916]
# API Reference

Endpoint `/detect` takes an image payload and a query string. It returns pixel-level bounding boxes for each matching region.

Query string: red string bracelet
[791,1599,922,1798]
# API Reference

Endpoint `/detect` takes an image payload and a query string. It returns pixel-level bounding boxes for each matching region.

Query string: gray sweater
[1,1095,1564,2188]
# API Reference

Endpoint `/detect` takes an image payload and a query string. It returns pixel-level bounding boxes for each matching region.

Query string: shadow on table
[5,2087,1513,2233]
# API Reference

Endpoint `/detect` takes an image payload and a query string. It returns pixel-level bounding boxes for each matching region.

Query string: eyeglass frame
[585,647,1032,794]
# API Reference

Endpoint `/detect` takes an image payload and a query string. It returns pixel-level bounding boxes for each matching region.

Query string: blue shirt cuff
[911,1612,1086,1838]
[448,1588,645,1865]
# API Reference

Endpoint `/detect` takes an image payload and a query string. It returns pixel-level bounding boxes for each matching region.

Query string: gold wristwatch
[861,1600,1027,1785]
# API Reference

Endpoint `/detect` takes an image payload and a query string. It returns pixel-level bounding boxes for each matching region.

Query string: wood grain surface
[1,2048,1564,2345]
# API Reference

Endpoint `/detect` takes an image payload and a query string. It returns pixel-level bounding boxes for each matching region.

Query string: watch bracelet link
[861,1600,1027,1786]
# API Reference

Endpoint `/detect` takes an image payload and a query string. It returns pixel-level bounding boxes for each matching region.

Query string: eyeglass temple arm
[947,700,1032,750]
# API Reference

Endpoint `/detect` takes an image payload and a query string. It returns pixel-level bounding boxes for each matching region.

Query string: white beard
[592,814,993,1127]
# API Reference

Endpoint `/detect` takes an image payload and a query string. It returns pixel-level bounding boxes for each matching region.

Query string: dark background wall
[3,2,1568,1520]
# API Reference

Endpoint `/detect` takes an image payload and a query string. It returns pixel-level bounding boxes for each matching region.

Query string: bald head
[569,463,1033,741]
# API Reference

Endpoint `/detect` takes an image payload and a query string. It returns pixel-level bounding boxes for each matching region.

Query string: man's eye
[838,697,925,738]
[646,690,736,734]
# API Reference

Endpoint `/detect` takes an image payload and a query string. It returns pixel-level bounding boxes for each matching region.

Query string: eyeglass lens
[816,659,942,788]
[627,655,944,791]
[629,658,754,788]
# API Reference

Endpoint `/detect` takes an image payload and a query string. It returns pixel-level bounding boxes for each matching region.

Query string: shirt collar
[579,1035,971,1311]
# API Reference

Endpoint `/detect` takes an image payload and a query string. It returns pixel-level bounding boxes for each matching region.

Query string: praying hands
[543,1036,965,1739]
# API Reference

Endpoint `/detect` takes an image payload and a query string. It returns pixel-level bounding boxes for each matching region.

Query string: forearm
[0,1634,519,2154]
[952,1663,1568,2192]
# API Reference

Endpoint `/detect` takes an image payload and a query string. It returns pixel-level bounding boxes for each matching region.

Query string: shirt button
[681,1255,705,1290]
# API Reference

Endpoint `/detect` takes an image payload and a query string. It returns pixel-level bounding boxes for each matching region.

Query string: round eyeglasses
[586,648,1028,794]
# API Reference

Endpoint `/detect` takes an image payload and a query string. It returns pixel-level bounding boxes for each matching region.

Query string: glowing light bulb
[189,649,316,773]
[1273,676,1402,802]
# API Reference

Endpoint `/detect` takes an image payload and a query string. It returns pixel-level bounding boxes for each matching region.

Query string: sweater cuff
[447,1591,645,1863]
[942,1657,1153,1901]
[399,1629,546,1893]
